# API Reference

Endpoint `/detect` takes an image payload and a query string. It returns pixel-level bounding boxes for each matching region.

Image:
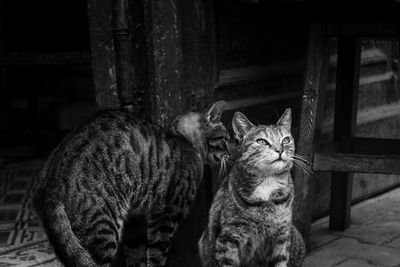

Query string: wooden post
[112,0,134,108]
[87,0,119,108]
[129,0,150,118]
[329,38,361,231]
[293,23,329,248]
[142,0,184,125]
[0,0,7,134]
[141,0,217,266]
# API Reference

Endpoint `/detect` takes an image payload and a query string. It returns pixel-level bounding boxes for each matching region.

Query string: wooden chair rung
[327,22,399,38]
[313,152,400,175]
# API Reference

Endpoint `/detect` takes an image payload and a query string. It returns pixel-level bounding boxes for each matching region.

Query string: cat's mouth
[207,137,228,164]
[211,151,229,162]
[270,158,293,173]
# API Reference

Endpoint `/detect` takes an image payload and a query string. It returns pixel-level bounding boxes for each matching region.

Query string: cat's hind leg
[81,205,123,266]
[122,214,148,267]
[146,208,181,267]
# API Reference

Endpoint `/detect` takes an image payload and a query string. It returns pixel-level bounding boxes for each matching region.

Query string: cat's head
[172,101,229,165]
[231,109,294,174]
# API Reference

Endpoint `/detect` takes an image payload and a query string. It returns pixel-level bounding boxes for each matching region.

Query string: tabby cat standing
[33,101,229,267]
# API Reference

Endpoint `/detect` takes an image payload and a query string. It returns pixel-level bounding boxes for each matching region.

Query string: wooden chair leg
[293,23,329,248]
[329,38,361,231]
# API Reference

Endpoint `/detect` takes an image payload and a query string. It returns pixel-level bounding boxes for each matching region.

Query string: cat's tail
[33,193,97,267]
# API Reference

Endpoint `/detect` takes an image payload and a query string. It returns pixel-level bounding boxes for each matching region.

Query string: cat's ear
[232,112,255,140]
[205,100,226,123]
[277,108,292,132]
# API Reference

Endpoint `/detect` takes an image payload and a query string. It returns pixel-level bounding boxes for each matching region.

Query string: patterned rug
[0,160,61,266]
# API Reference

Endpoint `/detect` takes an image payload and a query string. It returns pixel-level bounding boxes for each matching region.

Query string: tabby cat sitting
[33,101,228,267]
[199,109,305,267]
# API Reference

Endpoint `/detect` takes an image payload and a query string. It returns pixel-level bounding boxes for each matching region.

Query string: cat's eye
[256,139,270,146]
[282,137,291,144]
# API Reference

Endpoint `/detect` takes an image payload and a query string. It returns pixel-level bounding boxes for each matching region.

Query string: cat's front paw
[216,254,239,267]
[216,259,237,267]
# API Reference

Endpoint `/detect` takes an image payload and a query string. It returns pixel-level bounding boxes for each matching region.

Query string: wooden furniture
[294,8,400,247]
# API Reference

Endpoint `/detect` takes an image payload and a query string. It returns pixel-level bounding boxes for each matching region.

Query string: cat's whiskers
[292,154,309,163]
[292,161,308,174]
[291,155,312,168]
[218,156,228,181]
[290,157,317,177]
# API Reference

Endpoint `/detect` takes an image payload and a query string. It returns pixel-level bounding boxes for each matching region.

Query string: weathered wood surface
[218,61,304,87]
[224,92,301,111]
[87,0,119,108]
[329,38,361,231]
[293,23,329,248]
[142,0,184,125]
[314,152,400,175]
[112,0,134,108]
[129,0,149,118]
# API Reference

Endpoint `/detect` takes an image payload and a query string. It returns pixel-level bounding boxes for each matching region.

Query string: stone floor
[304,188,400,267]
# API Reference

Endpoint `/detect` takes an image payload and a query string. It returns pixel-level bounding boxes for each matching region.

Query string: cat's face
[201,101,229,164]
[232,109,294,174]
[173,101,229,165]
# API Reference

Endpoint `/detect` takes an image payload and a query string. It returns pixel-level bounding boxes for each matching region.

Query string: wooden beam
[321,102,400,134]
[329,38,361,231]
[87,0,119,108]
[352,137,400,156]
[293,23,329,248]
[329,48,387,68]
[327,22,398,38]
[314,152,400,175]
[224,92,301,111]
[218,61,304,88]
[0,52,91,66]
[316,138,400,156]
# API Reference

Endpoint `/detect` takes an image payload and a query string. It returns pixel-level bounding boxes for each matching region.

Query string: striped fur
[199,109,305,267]
[33,101,228,267]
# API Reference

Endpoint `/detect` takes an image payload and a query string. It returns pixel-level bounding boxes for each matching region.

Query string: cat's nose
[275,147,283,156]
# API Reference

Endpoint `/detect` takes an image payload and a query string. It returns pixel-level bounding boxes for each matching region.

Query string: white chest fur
[250,178,283,201]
